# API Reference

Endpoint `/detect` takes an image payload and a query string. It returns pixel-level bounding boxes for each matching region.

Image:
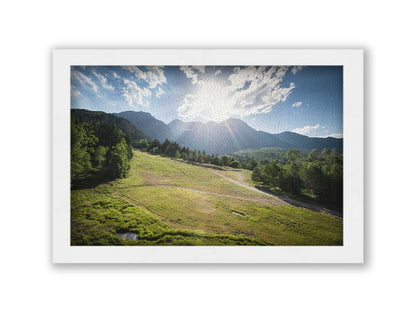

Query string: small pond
[116,232,138,240]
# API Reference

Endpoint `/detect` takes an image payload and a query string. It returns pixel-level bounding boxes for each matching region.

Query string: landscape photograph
[70,65,343,246]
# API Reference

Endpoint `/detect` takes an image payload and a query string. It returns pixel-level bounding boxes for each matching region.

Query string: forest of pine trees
[252,148,343,210]
[71,119,133,187]
[134,138,248,168]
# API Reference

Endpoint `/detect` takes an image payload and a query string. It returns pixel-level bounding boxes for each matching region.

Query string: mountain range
[114,110,343,155]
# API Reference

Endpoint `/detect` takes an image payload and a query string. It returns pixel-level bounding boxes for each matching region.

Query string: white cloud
[155,86,165,98]
[292,124,320,135]
[71,70,98,92]
[71,87,81,96]
[112,71,121,79]
[92,70,114,91]
[122,66,140,75]
[122,79,152,107]
[177,94,195,118]
[93,71,106,84]
[327,133,343,138]
[214,69,221,76]
[179,66,205,85]
[291,66,303,74]
[292,101,302,108]
[121,66,166,89]
[314,133,343,138]
[103,84,115,91]
[178,66,296,121]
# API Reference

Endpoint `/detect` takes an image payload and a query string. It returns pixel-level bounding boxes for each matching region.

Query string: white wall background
[1,1,415,311]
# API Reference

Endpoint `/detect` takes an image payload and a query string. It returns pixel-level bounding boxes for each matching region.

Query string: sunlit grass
[71,150,343,246]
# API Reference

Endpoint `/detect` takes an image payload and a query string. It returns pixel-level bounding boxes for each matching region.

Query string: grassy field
[71,150,343,246]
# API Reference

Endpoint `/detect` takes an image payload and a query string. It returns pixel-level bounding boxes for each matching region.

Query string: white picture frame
[53,49,363,263]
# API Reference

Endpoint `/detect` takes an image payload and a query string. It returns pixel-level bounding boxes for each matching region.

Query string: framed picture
[53,49,363,263]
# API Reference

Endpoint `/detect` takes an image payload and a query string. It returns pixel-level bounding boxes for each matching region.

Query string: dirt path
[122,158,341,217]
[205,168,342,217]
[210,171,261,193]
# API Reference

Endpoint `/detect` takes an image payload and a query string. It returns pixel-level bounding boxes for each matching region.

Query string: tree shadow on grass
[71,173,116,190]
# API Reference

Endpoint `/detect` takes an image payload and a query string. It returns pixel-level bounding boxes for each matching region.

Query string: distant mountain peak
[168,119,185,126]
[115,111,171,142]
[205,120,218,126]
[274,131,343,152]
[115,110,343,154]
[224,117,245,123]
[276,131,306,137]
[123,110,149,115]
[222,118,250,128]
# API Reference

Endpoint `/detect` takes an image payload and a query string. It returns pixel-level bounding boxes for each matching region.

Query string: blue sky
[71,65,343,137]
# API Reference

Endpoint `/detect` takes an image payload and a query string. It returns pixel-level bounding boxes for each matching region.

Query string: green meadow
[71,150,343,246]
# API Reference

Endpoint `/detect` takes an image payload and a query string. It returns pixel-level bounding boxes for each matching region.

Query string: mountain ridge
[71,109,150,144]
[85,109,342,154]
[115,110,172,142]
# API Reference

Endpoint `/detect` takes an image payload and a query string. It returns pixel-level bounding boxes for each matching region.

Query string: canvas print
[71,65,343,246]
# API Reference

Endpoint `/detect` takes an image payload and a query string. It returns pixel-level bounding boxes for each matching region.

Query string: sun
[180,78,235,122]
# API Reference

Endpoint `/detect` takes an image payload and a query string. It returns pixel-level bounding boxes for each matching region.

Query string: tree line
[71,119,133,187]
[134,138,256,168]
[252,148,343,210]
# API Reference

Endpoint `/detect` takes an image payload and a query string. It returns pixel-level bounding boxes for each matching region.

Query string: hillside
[274,131,343,152]
[71,109,149,145]
[115,110,172,142]
[71,150,343,246]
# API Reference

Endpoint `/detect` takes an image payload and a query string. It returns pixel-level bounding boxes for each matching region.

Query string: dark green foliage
[252,167,262,182]
[253,148,343,211]
[280,162,303,194]
[71,110,135,187]
[106,140,131,178]
[307,148,320,162]
[220,155,230,166]
[137,138,149,150]
[71,121,97,181]
[248,158,258,170]
[302,161,328,199]
[71,109,149,146]
[229,160,241,168]
[286,149,302,162]
[212,156,220,165]
[137,137,240,169]
[92,145,107,168]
